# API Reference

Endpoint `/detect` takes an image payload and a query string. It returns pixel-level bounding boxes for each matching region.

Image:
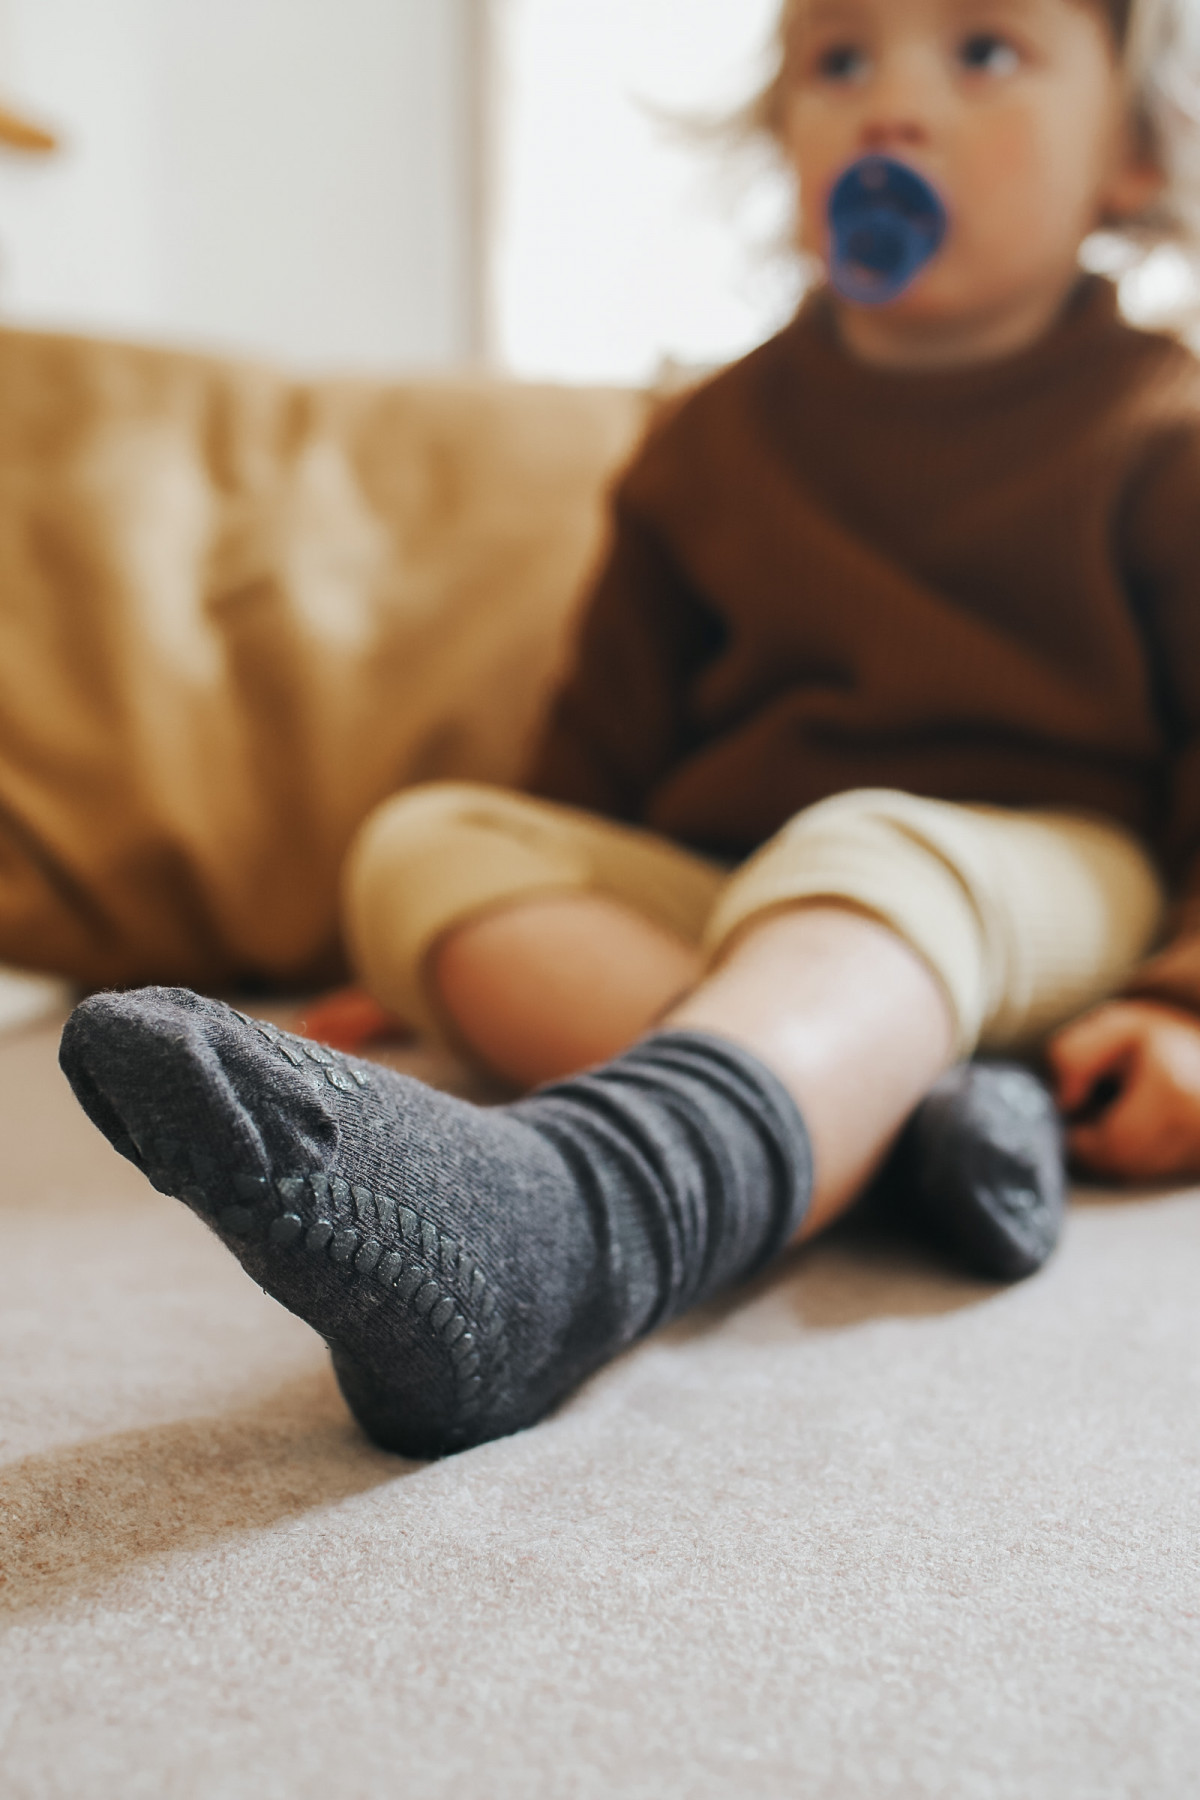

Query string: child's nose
[859,118,929,153]
[856,45,940,155]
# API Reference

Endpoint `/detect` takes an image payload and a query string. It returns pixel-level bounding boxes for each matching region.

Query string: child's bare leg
[433,894,702,1089]
[434,894,953,1241]
[668,906,954,1237]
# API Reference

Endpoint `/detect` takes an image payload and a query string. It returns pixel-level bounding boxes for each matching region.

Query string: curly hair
[742,0,1200,269]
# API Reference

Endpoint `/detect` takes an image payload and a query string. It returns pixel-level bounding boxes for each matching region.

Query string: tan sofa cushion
[0,328,647,990]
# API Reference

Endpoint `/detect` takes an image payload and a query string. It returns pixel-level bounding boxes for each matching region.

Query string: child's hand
[1046,1000,1200,1181]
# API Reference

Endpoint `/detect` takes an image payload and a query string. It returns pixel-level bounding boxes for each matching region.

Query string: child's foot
[887,1060,1065,1280]
[59,988,811,1458]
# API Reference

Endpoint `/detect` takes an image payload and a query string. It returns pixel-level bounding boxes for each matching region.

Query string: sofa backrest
[0,326,648,989]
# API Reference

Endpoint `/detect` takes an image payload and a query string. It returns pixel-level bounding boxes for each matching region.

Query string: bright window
[489,0,796,384]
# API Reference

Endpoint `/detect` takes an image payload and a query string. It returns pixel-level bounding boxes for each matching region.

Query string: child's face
[780,0,1162,366]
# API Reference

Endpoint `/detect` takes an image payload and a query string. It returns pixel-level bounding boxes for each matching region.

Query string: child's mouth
[827,156,949,306]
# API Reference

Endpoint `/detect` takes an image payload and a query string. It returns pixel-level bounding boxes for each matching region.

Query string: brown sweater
[527,277,1200,1009]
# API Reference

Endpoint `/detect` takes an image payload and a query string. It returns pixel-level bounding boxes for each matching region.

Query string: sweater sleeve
[524,479,726,823]
[1118,423,1200,1014]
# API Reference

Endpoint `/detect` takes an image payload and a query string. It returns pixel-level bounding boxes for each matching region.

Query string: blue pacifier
[827,155,948,305]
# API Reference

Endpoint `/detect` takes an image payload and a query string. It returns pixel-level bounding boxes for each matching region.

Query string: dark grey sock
[59,988,812,1458]
[884,1060,1066,1281]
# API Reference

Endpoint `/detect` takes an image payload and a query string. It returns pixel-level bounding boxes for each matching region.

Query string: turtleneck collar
[780,275,1127,418]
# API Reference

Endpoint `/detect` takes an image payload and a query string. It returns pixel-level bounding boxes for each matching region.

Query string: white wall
[0,0,477,371]
[490,0,796,385]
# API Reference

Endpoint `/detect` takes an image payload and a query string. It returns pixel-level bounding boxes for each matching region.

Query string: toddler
[61,0,1200,1458]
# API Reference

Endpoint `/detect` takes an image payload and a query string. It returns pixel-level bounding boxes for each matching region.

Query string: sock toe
[60,987,341,1192]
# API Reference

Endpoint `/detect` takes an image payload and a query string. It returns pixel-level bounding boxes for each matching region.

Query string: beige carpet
[3,1011,1199,1799]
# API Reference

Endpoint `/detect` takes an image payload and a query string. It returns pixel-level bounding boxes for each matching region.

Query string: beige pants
[342,782,1166,1058]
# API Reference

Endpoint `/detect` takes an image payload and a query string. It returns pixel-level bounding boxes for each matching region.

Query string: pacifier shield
[828,156,948,305]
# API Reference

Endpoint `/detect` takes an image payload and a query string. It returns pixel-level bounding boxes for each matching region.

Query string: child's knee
[341,782,594,1034]
[349,781,513,874]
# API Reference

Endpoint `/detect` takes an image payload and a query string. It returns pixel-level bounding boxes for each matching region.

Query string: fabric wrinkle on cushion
[0,326,646,990]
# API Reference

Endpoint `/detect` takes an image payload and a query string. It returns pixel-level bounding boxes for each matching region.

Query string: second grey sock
[886,1060,1065,1280]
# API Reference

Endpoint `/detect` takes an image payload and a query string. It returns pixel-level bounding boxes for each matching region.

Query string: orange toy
[298,986,409,1054]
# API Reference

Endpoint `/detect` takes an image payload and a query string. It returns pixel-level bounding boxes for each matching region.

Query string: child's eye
[816,42,872,84]
[957,32,1021,77]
